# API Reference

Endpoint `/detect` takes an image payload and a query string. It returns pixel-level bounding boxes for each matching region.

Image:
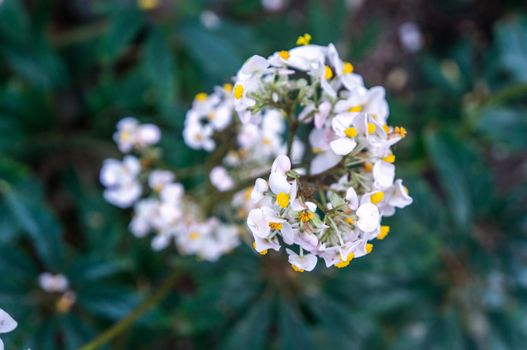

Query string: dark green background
[0,0,526,349]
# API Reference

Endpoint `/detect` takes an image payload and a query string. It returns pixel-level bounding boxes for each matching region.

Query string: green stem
[77,269,181,350]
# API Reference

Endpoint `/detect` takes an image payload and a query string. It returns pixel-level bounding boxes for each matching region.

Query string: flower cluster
[100,118,240,261]
[237,39,413,271]
[101,35,412,271]
[0,308,16,350]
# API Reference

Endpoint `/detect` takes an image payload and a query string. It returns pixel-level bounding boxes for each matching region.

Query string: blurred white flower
[100,156,142,208]
[210,166,234,192]
[200,10,221,30]
[262,0,286,11]
[113,117,160,153]
[399,22,424,53]
[38,272,69,293]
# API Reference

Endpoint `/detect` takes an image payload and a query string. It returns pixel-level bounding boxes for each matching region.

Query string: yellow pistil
[324,65,333,80]
[382,125,390,134]
[377,225,390,240]
[403,186,409,195]
[312,147,322,154]
[343,61,354,74]
[363,162,373,172]
[335,252,354,268]
[189,232,200,240]
[348,105,363,113]
[367,122,376,134]
[223,83,233,92]
[276,192,290,208]
[370,191,385,204]
[268,222,283,231]
[344,127,358,138]
[366,243,373,254]
[138,0,159,10]
[233,84,244,99]
[262,137,272,145]
[278,50,290,60]
[291,264,305,272]
[382,154,396,163]
[253,242,268,255]
[119,130,132,142]
[195,92,208,102]
[296,33,312,46]
[394,126,407,138]
[299,210,315,223]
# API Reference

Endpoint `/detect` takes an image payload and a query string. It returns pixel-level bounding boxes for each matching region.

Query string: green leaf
[222,297,272,350]
[477,107,527,150]
[278,297,314,350]
[495,16,527,83]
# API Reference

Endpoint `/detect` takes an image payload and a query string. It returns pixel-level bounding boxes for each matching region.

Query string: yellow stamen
[403,186,409,195]
[207,112,215,121]
[382,125,390,134]
[348,105,363,113]
[344,127,358,138]
[262,137,272,145]
[268,222,283,231]
[377,225,390,240]
[312,147,322,154]
[252,241,268,255]
[299,211,315,223]
[335,252,354,268]
[278,50,290,60]
[363,162,373,172]
[324,65,333,80]
[189,232,200,240]
[233,84,244,99]
[382,154,396,163]
[343,61,354,74]
[296,33,312,46]
[223,83,233,92]
[394,126,407,138]
[345,217,354,225]
[370,192,385,204]
[366,243,373,254]
[195,92,208,102]
[291,264,305,272]
[367,123,376,134]
[56,292,75,313]
[276,192,290,208]
[119,130,132,142]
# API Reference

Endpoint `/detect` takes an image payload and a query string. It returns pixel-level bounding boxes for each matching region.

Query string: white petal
[269,173,291,195]
[0,308,17,334]
[330,138,357,156]
[345,187,359,210]
[310,151,342,175]
[373,160,395,189]
[356,203,380,232]
[271,155,291,174]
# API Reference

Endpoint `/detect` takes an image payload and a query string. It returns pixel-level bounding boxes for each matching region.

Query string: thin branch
[77,269,181,350]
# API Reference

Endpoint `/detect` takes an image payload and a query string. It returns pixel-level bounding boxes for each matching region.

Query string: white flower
[0,308,17,350]
[149,170,174,192]
[356,203,380,232]
[377,179,413,216]
[268,155,297,209]
[250,178,269,203]
[286,248,317,272]
[200,10,221,30]
[210,166,234,192]
[399,22,423,53]
[247,206,294,245]
[130,198,159,237]
[100,156,142,208]
[113,117,160,153]
[183,121,215,151]
[38,272,69,293]
[345,187,359,210]
[262,0,285,11]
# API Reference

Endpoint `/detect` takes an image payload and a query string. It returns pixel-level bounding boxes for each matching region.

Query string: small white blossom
[38,272,69,293]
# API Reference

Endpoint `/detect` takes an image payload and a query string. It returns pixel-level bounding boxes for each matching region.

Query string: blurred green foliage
[0,0,526,349]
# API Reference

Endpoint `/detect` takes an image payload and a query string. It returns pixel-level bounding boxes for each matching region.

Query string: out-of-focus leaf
[425,130,473,230]
[278,297,314,350]
[495,16,527,83]
[0,179,64,269]
[77,285,140,320]
[222,297,272,350]
[477,107,527,150]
